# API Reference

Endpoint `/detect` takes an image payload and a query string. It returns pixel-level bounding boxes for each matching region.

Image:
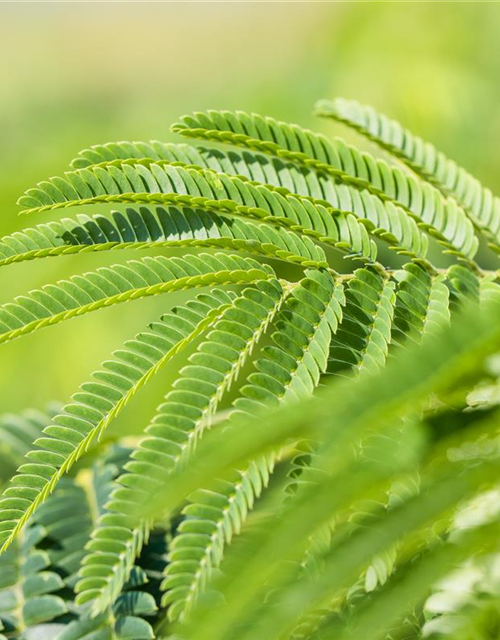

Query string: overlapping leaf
[161,270,344,622]
[0,96,499,640]
[172,110,479,261]
[75,279,287,614]
[317,97,500,252]
[0,252,270,345]
[0,287,240,550]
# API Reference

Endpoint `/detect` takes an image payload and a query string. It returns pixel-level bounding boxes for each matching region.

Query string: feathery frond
[316,97,500,252]
[74,279,286,614]
[0,252,271,345]
[161,270,344,622]
[1,97,499,640]
[0,205,327,269]
[172,110,479,261]
[70,142,429,260]
[0,288,238,550]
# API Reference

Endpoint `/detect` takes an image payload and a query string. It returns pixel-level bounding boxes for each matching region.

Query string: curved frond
[317,97,500,251]
[74,279,286,614]
[120,294,500,640]
[447,263,481,306]
[39,448,131,590]
[237,434,500,640]
[70,141,428,260]
[71,140,198,169]
[182,146,430,259]
[0,446,125,638]
[172,110,479,261]
[0,288,236,551]
[290,269,398,588]
[1,96,499,640]
[0,252,271,345]
[0,205,327,269]
[162,270,344,622]
[17,161,377,262]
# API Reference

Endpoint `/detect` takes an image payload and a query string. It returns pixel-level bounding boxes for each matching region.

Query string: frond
[293,268,398,595]
[17,161,377,262]
[316,97,500,251]
[1,96,499,640]
[123,294,500,640]
[0,205,327,269]
[172,110,479,261]
[46,447,158,640]
[0,288,236,551]
[71,140,196,169]
[0,252,271,345]
[170,320,500,640]
[0,445,141,639]
[40,447,132,589]
[235,270,344,409]
[74,280,286,614]
[447,263,481,304]
[70,141,428,260]
[161,270,344,622]
[0,518,67,637]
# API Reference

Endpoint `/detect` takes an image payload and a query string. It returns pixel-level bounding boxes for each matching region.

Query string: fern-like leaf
[327,268,396,378]
[0,406,59,486]
[391,263,451,346]
[42,447,158,640]
[0,520,68,636]
[69,141,428,260]
[0,288,237,551]
[162,270,345,621]
[0,205,328,270]
[317,97,500,252]
[74,279,286,614]
[17,161,377,262]
[172,110,479,261]
[0,252,271,345]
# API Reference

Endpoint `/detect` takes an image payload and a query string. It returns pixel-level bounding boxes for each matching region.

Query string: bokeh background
[1,2,499,436]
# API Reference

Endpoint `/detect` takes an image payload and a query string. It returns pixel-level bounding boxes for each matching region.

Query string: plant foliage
[1,98,500,639]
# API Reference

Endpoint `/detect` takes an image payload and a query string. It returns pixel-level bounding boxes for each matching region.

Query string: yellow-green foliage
[1,100,500,640]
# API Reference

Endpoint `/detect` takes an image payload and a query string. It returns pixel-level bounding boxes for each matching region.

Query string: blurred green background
[0,2,499,434]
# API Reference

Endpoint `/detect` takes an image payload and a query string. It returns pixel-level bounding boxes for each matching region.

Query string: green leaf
[328,268,396,377]
[0,520,67,635]
[0,252,272,346]
[17,161,377,262]
[74,280,286,615]
[161,270,344,622]
[0,407,57,485]
[391,263,450,346]
[70,141,428,260]
[173,109,478,261]
[136,297,500,536]
[0,288,237,551]
[317,97,500,253]
[0,205,327,270]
